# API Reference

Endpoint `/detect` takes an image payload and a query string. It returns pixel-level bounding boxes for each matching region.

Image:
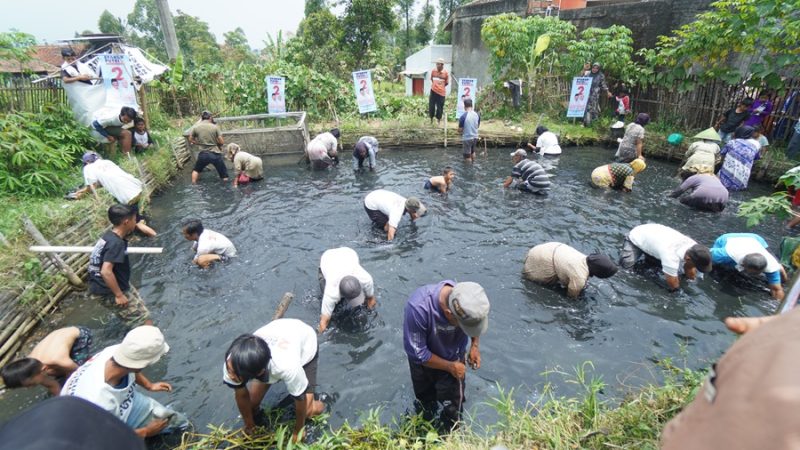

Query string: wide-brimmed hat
[448,282,490,338]
[693,127,722,142]
[113,326,170,370]
[436,58,445,64]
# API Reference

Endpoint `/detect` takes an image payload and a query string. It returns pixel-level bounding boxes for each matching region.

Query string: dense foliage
[639,0,800,90]
[0,105,95,196]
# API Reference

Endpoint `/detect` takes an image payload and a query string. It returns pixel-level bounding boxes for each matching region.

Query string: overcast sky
[0,0,304,49]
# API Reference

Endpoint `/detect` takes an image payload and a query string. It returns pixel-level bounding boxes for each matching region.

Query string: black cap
[201,110,213,120]
[61,48,76,57]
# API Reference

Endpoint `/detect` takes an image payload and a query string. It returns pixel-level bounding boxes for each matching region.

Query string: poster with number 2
[352,70,377,114]
[567,77,592,118]
[456,78,477,119]
[266,76,286,114]
[99,54,138,109]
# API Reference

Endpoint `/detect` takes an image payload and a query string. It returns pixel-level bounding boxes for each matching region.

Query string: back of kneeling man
[523,242,618,298]
[710,233,787,300]
[620,223,712,291]
[223,319,324,442]
[403,281,490,430]
[318,247,377,332]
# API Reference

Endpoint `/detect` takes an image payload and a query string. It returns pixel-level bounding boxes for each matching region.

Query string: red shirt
[431,68,449,97]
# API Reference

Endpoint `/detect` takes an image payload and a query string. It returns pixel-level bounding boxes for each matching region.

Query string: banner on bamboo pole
[566,77,591,118]
[99,54,138,110]
[353,70,377,114]
[266,75,286,114]
[456,78,477,119]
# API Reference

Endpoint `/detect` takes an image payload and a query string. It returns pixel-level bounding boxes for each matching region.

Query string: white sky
[0,0,305,49]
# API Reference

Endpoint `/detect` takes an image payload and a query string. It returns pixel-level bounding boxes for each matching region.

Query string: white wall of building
[403,45,452,97]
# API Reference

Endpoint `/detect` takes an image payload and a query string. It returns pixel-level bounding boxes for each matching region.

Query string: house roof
[0,44,88,74]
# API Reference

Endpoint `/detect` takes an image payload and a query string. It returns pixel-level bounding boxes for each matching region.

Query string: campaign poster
[567,76,592,118]
[352,70,377,114]
[456,78,477,119]
[99,54,138,109]
[266,75,286,114]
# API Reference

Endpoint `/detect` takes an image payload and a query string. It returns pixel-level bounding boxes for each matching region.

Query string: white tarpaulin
[62,45,168,126]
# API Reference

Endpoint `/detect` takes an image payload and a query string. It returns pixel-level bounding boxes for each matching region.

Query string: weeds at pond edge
[174,360,703,450]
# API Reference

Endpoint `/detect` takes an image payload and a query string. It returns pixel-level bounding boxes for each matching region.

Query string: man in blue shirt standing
[403,281,490,430]
[710,233,787,300]
[458,99,480,162]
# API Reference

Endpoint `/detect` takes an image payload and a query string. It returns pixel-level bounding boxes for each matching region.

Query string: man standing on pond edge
[429,58,449,125]
[403,281,490,430]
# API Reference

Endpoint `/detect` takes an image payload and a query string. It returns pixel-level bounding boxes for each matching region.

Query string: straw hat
[693,127,721,142]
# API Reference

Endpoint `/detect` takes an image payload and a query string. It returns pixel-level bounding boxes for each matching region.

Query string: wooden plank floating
[29,246,164,254]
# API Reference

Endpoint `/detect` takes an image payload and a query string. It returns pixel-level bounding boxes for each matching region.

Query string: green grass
[175,360,703,450]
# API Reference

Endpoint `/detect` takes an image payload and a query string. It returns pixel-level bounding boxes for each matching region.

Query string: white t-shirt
[307,133,338,161]
[133,131,150,147]
[536,131,562,155]
[193,229,237,258]
[83,159,143,204]
[721,236,781,274]
[222,319,317,397]
[629,224,697,277]
[92,108,124,129]
[364,189,407,228]
[61,346,136,423]
[320,247,375,317]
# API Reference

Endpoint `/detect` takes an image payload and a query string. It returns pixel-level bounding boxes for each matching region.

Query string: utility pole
[155,0,180,61]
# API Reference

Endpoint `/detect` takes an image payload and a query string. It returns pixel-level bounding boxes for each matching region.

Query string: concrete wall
[450,0,714,85]
[560,0,715,50]
[404,45,453,97]
[451,0,529,87]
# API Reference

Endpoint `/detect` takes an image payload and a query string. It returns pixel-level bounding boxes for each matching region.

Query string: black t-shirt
[88,230,130,295]
[720,108,750,133]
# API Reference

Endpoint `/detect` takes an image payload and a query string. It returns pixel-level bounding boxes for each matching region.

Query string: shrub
[0,104,96,197]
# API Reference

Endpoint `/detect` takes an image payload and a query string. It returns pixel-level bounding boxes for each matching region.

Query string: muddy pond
[0,145,784,438]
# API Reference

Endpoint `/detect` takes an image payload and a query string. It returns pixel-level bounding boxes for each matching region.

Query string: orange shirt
[430,68,449,97]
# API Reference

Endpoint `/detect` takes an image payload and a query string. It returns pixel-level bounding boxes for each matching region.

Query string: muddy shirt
[523,243,590,297]
[190,121,222,153]
[88,230,130,296]
[233,151,264,179]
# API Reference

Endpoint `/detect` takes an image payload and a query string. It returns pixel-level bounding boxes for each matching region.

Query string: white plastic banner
[99,54,138,109]
[266,75,286,114]
[120,45,168,84]
[456,78,477,119]
[567,76,592,118]
[353,70,377,114]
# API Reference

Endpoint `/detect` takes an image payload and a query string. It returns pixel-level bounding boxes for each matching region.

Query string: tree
[340,0,397,69]
[286,9,346,75]
[173,11,221,67]
[414,0,435,47]
[126,0,167,61]
[0,30,35,63]
[640,0,800,90]
[397,0,416,58]
[98,10,126,36]
[223,27,254,65]
[304,0,327,16]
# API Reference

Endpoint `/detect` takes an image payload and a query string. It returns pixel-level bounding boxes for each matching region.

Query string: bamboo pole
[272,292,294,321]
[29,246,163,254]
[22,217,84,288]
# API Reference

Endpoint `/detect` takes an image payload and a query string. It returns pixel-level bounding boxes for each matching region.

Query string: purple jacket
[403,280,468,364]
[744,99,773,127]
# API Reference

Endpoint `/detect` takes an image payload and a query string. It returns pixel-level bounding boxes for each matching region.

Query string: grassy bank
[175,361,703,449]
[0,127,183,294]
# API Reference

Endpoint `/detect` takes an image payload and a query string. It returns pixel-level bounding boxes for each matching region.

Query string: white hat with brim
[693,127,722,142]
[113,326,170,370]
[510,149,527,157]
[448,282,490,338]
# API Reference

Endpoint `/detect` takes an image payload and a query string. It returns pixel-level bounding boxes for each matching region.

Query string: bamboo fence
[0,79,67,112]
[0,138,191,369]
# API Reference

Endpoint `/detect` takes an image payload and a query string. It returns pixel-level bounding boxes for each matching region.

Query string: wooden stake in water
[23,217,84,288]
[444,113,448,148]
[272,292,294,320]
